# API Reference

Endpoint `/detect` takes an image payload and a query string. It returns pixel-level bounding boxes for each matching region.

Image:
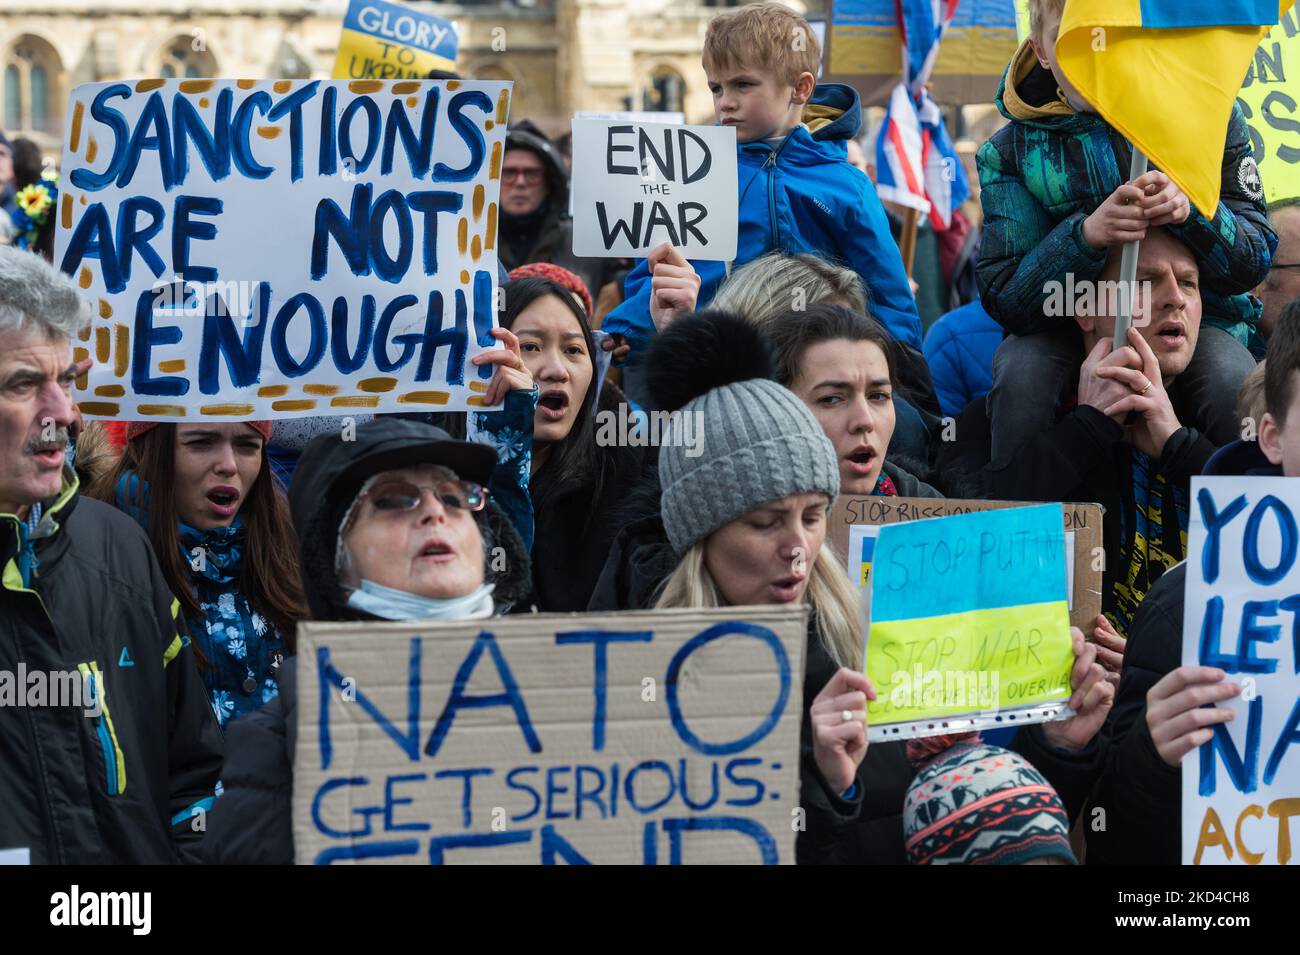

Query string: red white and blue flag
[873,0,971,230]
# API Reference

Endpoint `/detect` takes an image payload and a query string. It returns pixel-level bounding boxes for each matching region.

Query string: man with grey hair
[1255,197,1300,340]
[0,246,222,863]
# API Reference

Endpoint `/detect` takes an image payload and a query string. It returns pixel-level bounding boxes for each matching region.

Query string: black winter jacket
[1085,561,1184,865]
[1086,439,1281,865]
[0,471,223,863]
[203,418,536,864]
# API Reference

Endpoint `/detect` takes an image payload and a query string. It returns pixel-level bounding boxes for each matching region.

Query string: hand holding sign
[1148,666,1240,768]
[648,243,701,333]
[470,327,532,407]
[1089,613,1126,685]
[810,667,875,794]
[1038,627,1115,753]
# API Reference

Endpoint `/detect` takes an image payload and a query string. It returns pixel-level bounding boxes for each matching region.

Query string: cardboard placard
[829,496,1104,631]
[294,607,808,865]
[864,505,1075,740]
[55,79,509,421]
[333,0,459,80]
[1182,477,1300,866]
[569,118,737,260]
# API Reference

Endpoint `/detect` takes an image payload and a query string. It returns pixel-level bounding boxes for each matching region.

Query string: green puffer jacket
[977,40,1276,354]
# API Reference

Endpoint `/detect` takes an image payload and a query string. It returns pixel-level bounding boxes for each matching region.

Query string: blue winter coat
[922,300,1001,418]
[601,83,923,357]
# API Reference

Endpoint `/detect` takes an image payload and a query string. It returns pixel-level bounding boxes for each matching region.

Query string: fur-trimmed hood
[288,418,532,621]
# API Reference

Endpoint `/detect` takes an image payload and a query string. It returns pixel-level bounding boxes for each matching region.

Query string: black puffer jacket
[201,422,533,864]
[0,470,223,863]
[1086,439,1280,865]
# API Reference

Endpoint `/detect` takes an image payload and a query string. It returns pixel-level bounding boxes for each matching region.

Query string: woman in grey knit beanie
[645,313,878,861]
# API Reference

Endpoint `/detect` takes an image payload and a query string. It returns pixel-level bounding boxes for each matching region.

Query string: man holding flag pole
[977,0,1281,473]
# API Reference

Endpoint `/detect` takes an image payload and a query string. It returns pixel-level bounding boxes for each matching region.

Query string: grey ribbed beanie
[650,316,840,555]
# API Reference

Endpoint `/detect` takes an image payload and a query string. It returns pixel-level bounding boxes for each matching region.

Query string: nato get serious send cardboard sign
[293,607,809,864]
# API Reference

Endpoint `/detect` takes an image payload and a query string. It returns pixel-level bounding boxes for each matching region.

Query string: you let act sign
[1183,477,1300,865]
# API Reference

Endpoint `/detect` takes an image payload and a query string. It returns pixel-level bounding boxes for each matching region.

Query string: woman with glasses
[201,418,534,863]
[92,420,307,732]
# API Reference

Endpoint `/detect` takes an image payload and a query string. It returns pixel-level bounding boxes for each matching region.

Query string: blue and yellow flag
[333,0,459,80]
[1057,0,1295,217]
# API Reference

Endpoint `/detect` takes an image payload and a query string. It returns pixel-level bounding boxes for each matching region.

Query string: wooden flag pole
[899,206,921,276]
[1113,148,1150,349]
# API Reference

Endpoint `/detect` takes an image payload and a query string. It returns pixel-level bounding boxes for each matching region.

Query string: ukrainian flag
[1057,0,1295,217]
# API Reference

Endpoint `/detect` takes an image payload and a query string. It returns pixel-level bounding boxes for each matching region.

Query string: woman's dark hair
[11,138,54,260]
[765,303,898,389]
[11,138,43,188]
[91,425,307,659]
[500,276,607,521]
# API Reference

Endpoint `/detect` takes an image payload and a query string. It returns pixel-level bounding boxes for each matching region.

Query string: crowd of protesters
[1,0,1296,865]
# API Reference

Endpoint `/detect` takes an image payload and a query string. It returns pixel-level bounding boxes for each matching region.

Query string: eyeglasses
[502,168,544,184]
[360,479,488,516]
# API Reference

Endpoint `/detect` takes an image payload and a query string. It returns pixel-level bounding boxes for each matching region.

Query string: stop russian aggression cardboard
[294,606,808,865]
[829,496,1104,631]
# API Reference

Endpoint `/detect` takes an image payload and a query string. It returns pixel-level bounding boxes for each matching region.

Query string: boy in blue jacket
[601,2,921,374]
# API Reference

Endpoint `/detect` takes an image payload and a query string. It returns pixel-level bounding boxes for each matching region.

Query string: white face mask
[345,580,496,621]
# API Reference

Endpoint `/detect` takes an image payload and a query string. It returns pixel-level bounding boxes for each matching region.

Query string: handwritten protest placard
[865,505,1075,740]
[570,118,737,260]
[54,79,509,421]
[1183,477,1300,866]
[1238,7,1300,204]
[830,496,1103,631]
[294,607,807,864]
[333,0,459,80]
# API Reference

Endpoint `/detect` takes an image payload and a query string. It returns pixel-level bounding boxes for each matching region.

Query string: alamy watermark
[0,665,101,717]
[595,402,704,457]
[1043,274,1155,323]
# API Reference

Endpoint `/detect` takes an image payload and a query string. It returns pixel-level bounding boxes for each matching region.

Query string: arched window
[3,64,19,129]
[2,36,64,136]
[158,37,217,79]
[644,66,685,115]
[30,66,47,126]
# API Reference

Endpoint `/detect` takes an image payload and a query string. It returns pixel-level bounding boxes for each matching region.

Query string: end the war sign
[570,119,737,260]
[334,0,459,80]
[53,79,510,421]
[1183,477,1300,866]
[865,505,1075,740]
[293,607,807,864]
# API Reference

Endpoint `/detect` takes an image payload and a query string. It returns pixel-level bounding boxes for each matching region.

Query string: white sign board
[54,79,511,421]
[570,118,737,260]
[1183,476,1300,865]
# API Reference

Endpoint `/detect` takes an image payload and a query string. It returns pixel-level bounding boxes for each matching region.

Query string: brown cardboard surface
[294,606,809,865]
[829,497,1105,631]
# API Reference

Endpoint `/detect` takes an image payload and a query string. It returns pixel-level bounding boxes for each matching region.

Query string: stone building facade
[1,0,825,153]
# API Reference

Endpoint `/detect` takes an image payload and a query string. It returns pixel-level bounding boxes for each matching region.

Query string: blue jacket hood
[737,83,863,166]
[1204,439,1282,477]
[805,82,862,143]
